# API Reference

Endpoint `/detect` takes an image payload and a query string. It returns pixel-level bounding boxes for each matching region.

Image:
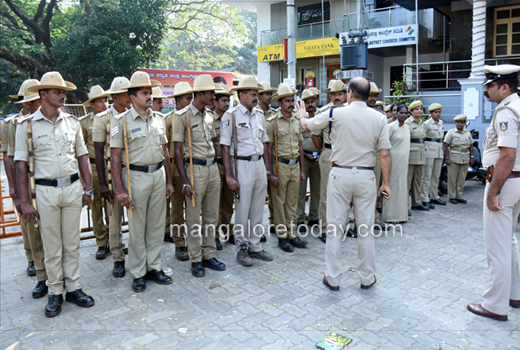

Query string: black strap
[129,161,164,172]
[425,138,442,143]
[328,107,335,136]
[35,173,80,187]
[324,143,332,149]
[410,139,424,144]
[189,158,216,166]
[278,157,299,165]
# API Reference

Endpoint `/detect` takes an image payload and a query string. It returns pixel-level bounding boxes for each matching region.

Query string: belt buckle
[57,176,71,187]
[288,159,297,166]
[351,166,359,174]
[147,164,157,173]
[206,158,215,166]
[251,155,260,161]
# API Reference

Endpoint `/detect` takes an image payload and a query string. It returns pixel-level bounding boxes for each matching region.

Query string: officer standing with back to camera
[467,64,520,322]
[15,71,95,317]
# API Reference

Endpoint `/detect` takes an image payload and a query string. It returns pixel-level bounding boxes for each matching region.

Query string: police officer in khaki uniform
[443,114,474,204]
[297,88,322,241]
[79,85,111,259]
[221,76,273,266]
[298,77,392,292]
[165,82,194,261]
[3,79,40,277]
[420,103,446,207]
[209,84,235,248]
[92,77,131,277]
[15,71,95,317]
[406,100,429,211]
[111,72,174,293]
[468,64,520,321]
[7,80,49,298]
[384,105,395,123]
[266,83,307,252]
[257,82,278,238]
[312,80,348,237]
[173,75,226,278]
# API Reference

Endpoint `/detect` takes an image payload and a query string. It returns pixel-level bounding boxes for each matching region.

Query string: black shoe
[123,247,128,255]
[457,199,467,204]
[227,234,235,245]
[377,207,382,214]
[423,202,435,209]
[27,261,36,276]
[45,294,63,317]
[269,226,276,234]
[215,238,223,251]
[307,219,320,227]
[112,261,125,278]
[95,246,108,260]
[346,228,358,238]
[65,289,95,307]
[202,258,226,271]
[450,199,458,204]
[438,191,444,197]
[33,281,48,299]
[260,235,267,242]
[289,237,307,248]
[297,223,307,233]
[146,270,172,284]
[323,276,339,291]
[237,244,253,266]
[430,199,446,205]
[278,238,294,252]
[411,204,430,211]
[164,233,174,243]
[175,246,189,261]
[319,234,327,243]
[132,277,146,292]
[191,262,205,277]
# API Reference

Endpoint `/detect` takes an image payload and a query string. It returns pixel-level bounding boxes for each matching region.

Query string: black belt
[425,138,442,143]
[324,143,332,149]
[129,161,163,173]
[410,139,424,144]
[89,157,96,164]
[217,158,223,164]
[303,150,319,155]
[35,173,80,187]
[278,157,299,165]
[332,164,374,170]
[190,157,217,166]
[237,155,262,161]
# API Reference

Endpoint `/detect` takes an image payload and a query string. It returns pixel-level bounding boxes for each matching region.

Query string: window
[297,2,330,26]
[494,5,520,57]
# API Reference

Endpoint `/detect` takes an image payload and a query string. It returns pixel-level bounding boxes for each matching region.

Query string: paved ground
[1,178,520,350]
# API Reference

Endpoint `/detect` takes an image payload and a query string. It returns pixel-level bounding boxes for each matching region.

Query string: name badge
[131,127,141,132]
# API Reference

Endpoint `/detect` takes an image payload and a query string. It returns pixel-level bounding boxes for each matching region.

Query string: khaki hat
[301,88,320,101]
[151,87,167,99]
[323,80,346,93]
[215,84,234,96]
[10,79,39,99]
[258,82,277,94]
[83,85,111,107]
[231,76,263,91]
[105,77,130,95]
[192,74,220,92]
[272,83,297,102]
[454,114,467,122]
[428,103,442,112]
[483,64,520,85]
[375,101,384,107]
[408,100,423,111]
[384,105,392,112]
[27,72,76,93]
[126,71,161,89]
[167,82,193,98]
[370,82,382,94]
[14,80,41,104]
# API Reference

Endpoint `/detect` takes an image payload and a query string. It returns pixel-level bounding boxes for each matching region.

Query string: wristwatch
[84,190,94,196]
[266,170,271,175]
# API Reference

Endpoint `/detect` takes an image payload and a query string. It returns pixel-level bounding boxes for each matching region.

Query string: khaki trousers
[297,157,320,223]
[325,167,376,286]
[233,159,267,252]
[420,157,442,202]
[408,164,424,207]
[36,180,83,295]
[184,163,220,262]
[269,160,300,239]
[171,173,186,247]
[374,154,381,224]
[124,168,166,279]
[482,178,520,315]
[19,176,47,282]
[18,206,33,264]
[219,170,234,234]
[319,148,332,230]
[447,162,468,199]
[91,164,109,247]
[108,178,125,262]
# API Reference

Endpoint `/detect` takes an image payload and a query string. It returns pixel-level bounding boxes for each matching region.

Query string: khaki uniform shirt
[312,103,333,145]
[14,109,88,179]
[405,117,426,165]
[1,114,16,154]
[483,94,520,171]
[301,113,319,153]
[4,111,25,157]
[92,105,124,144]
[424,118,444,159]
[444,128,473,164]
[308,101,391,167]
[220,103,268,157]
[79,112,96,159]
[255,105,277,121]
[266,110,303,159]
[163,111,174,157]
[172,103,216,160]
[110,107,167,166]
[208,110,223,159]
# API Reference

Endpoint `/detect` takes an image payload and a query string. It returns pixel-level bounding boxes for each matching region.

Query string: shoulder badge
[500,122,508,131]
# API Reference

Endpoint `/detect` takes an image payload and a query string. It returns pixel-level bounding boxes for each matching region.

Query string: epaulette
[174,105,189,116]
[151,110,164,118]
[78,114,90,121]
[17,115,33,125]
[229,105,240,113]
[95,110,108,118]
[3,116,15,124]
[266,114,277,122]
[114,109,131,120]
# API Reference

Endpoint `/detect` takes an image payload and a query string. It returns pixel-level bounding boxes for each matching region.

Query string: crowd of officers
[2,70,476,319]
